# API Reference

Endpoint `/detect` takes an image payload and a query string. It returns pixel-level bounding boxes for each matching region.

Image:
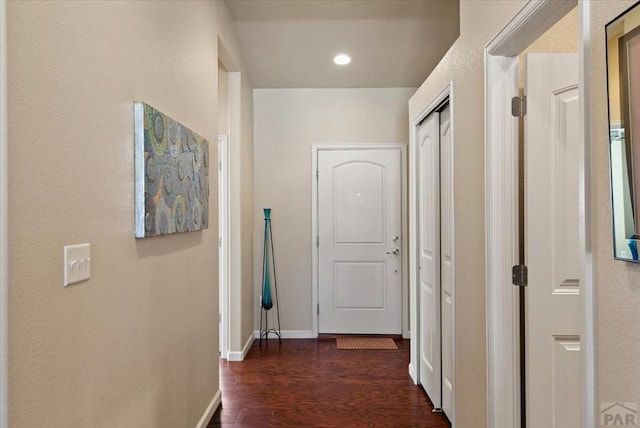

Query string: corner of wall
[195,390,222,428]
[228,330,255,362]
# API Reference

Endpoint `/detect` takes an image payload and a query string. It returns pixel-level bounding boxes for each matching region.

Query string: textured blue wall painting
[134,102,209,238]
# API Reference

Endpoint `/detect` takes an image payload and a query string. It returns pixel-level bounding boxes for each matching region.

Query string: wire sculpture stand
[259,208,281,345]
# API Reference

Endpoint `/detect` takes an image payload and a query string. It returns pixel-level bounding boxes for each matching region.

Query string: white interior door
[417,112,441,409]
[318,148,402,334]
[525,53,581,428]
[440,106,454,420]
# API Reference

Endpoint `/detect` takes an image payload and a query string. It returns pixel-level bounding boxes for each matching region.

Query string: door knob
[392,235,400,242]
[386,248,400,255]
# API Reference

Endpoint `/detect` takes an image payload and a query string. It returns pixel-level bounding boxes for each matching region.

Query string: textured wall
[6,1,251,426]
[590,0,640,407]
[240,77,255,347]
[219,64,229,135]
[253,88,416,334]
[408,1,527,426]
[519,7,578,86]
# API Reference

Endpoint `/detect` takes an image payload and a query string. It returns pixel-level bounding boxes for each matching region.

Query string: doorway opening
[217,61,230,360]
[485,1,594,427]
[218,37,247,361]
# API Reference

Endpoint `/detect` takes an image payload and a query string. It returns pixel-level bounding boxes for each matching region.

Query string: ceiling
[224,0,460,88]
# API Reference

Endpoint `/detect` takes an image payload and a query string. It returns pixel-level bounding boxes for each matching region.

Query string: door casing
[218,135,230,359]
[218,38,247,361]
[484,1,595,427]
[311,144,408,338]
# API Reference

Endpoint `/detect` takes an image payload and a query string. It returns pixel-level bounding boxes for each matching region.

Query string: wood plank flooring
[208,339,451,427]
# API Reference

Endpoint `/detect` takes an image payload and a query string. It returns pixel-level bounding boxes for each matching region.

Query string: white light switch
[64,244,91,286]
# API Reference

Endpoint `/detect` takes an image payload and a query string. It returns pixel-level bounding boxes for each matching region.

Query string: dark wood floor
[208,339,451,427]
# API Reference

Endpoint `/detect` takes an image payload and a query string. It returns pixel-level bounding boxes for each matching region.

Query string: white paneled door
[439,105,454,419]
[417,111,441,409]
[317,148,402,334]
[526,53,581,428]
[416,105,454,417]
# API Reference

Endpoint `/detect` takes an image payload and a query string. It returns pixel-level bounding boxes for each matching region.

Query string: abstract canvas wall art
[134,102,209,238]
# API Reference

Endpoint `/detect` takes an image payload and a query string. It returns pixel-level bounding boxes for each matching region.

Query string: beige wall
[591,0,640,405]
[6,1,252,426]
[219,63,229,135]
[253,88,415,334]
[408,1,527,426]
[240,76,255,348]
[519,7,578,86]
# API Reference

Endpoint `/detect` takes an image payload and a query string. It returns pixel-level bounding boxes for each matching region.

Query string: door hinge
[511,95,527,117]
[218,237,222,247]
[218,313,222,323]
[316,169,319,180]
[218,161,222,172]
[512,265,528,287]
[317,303,320,316]
[317,235,319,248]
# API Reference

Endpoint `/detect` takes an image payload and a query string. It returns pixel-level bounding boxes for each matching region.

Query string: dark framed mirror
[607,1,640,262]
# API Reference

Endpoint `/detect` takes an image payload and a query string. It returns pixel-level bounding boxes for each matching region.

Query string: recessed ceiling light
[333,54,351,65]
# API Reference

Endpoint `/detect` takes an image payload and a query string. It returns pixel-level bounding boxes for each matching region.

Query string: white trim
[411,85,453,127]
[444,95,456,425]
[486,0,577,57]
[311,147,319,338]
[311,144,408,338]
[218,135,230,360]
[401,145,409,340]
[228,331,255,362]
[578,2,596,427]
[253,330,315,340]
[484,53,520,428]
[408,83,455,423]
[0,1,8,425]
[408,362,417,384]
[484,1,594,427]
[195,390,222,428]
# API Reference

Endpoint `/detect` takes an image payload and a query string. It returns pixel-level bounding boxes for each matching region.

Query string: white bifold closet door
[417,105,454,420]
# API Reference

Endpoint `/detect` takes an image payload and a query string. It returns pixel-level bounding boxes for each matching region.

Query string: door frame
[408,83,455,422]
[0,1,8,425]
[484,1,595,427]
[311,144,408,338]
[218,36,249,360]
[218,135,230,359]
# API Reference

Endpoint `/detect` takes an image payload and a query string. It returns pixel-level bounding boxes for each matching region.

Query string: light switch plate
[64,244,91,286]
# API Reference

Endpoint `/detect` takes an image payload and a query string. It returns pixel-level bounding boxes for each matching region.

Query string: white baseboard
[228,332,255,362]
[226,330,321,362]
[408,362,417,385]
[195,389,221,428]
[253,329,315,339]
